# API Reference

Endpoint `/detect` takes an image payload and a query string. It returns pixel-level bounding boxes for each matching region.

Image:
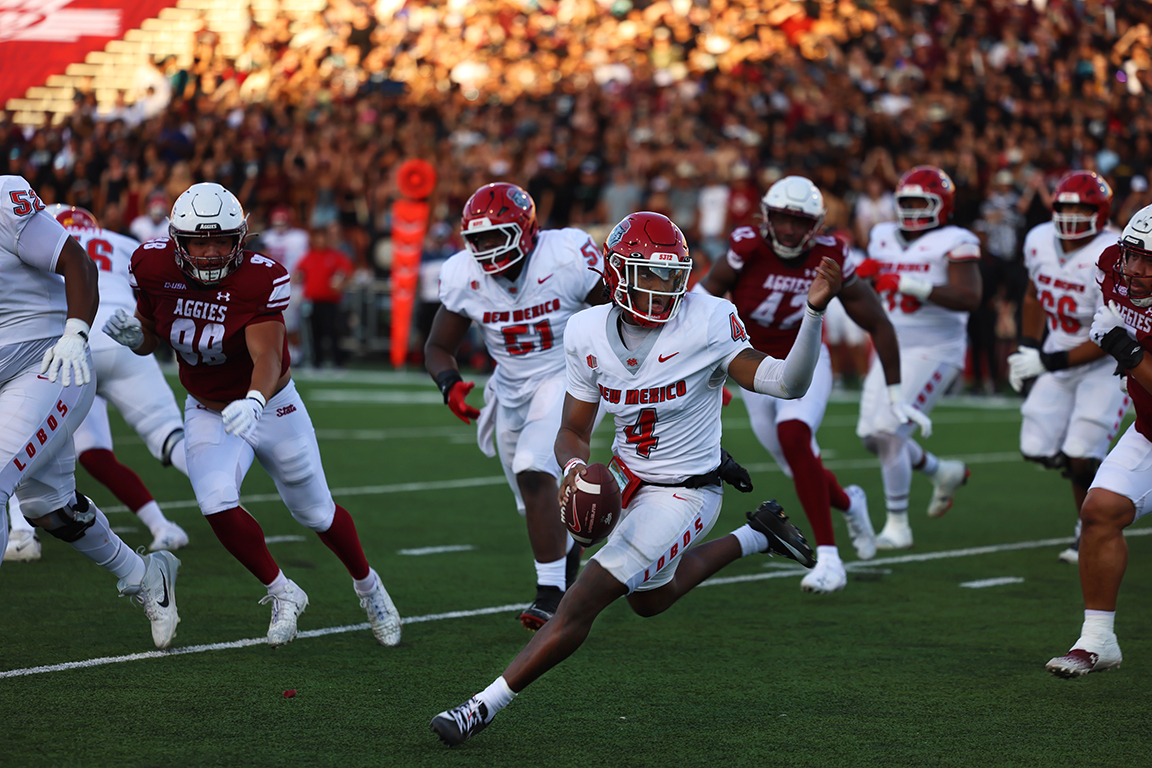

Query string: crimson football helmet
[895,166,956,232]
[1052,170,1112,241]
[603,212,692,327]
[169,182,249,285]
[45,203,99,229]
[760,176,826,259]
[1116,204,1152,307]
[461,182,539,274]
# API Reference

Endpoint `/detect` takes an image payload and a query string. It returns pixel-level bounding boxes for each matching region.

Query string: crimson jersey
[129,238,291,402]
[1098,244,1152,440]
[725,226,855,358]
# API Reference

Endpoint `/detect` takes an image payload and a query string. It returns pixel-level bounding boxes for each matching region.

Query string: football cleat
[5,529,42,562]
[875,517,914,550]
[359,577,402,647]
[800,557,847,594]
[1046,635,1122,678]
[842,485,876,560]
[431,696,493,746]
[149,521,189,552]
[1058,521,1081,564]
[746,500,816,568]
[118,551,180,649]
[927,460,970,518]
[260,579,309,648]
[519,584,563,631]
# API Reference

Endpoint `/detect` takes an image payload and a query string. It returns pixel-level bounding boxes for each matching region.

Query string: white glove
[1089,301,1132,346]
[40,318,91,386]
[1007,346,1046,392]
[887,383,932,438]
[102,308,144,351]
[222,390,267,447]
[898,274,934,301]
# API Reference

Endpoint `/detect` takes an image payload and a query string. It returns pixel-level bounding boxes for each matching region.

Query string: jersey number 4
[624,408,659,458]
[170,319,227,366]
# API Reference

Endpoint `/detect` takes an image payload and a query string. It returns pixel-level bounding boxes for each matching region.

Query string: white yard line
[5,529,1150,680]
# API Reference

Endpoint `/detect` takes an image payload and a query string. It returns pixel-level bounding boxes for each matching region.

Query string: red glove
[446,380,481,424]
[855,259,884,278]
[722,386,733,406]
[873,273,900,294]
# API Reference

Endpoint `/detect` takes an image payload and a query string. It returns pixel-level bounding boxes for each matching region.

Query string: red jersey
[129,238,292,402]
[1098,244,1152,440]
[725,225,855,358]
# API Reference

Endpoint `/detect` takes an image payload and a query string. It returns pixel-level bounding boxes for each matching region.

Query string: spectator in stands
[295,223,354,369]
[129,192,169,243]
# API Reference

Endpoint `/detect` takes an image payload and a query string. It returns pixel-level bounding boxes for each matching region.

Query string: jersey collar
[606,306,662,377]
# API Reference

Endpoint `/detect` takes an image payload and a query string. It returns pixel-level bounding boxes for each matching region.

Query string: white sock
[8,496,33,531]
[476,676,517,719]
[732,524,768,557]
[353,567,378,596]
[265,570,289,595]
[66,504,143,581]
[815,545,841,564]
[169,439,189,476]
[534,555,567,591]
[886,511,910,527]
[134,500,167,534]
[1083,610,1116,641]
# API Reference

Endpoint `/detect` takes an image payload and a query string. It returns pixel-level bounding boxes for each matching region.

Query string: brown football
[563,463,622,546]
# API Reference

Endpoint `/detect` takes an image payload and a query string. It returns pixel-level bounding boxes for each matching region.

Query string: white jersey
[129,215,169,244]
[565,293,752,483]
[261,227,310,274]
[439,228,603,408]
[0,175,71,346]
[65,225,141,352]
[1022,222,1116,358]
[867,221,981,356]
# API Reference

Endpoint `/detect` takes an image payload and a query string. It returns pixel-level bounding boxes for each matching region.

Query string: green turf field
[3,370,1150,768]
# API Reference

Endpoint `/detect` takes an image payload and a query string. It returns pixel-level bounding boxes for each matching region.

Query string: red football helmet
[603,212,692,327]
[1117,204,1152,307]
[1052,170,1112,241]
[895,166,956,232]
[461,182,539,274]
[45,203,99,229]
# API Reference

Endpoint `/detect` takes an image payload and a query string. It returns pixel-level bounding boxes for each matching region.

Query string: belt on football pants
[642,468,722,489]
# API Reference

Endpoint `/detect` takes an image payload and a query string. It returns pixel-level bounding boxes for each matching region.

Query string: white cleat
[875,517,914,550]
[842,485,876,560]
[5,529,41,562]
[800,557,848,594]
[927,460,970,518]
[360,577,402,646]
[261,580,309,648]
[119,551,180,649]
[149,521,190,552]
[1046,635,1122,678]
[1058,520,1081,564]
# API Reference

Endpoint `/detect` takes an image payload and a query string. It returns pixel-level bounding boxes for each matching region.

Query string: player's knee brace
[160,428,184,467]
[31,493,97,542]
[1022,452,1069,472]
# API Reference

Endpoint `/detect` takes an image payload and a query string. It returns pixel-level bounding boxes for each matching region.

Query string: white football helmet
[1117,204,1152,307]
[169,182,248,284]
[760,176,825,258]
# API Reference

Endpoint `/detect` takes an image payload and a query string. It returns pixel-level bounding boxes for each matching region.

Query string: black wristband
[806,301,825,315]
[1019,337,1041,349]
[1039,350,1070,371]
[1100,327,1145,370]
[75,329,89,342]
[433,369,463,403]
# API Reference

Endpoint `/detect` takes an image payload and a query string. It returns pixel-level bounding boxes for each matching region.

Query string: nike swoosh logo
[673,494,689,501]
[157,568,171,608]
[538,274,553,284]
[658,353,679,362]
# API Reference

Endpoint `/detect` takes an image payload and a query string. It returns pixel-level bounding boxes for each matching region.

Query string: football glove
[41,318,91,386]
[718,449,753,493]
[887,383,933,438]
[434,370,481,425]
[875,273,933,300]
[722,386,733,407]
[222,390,266,447]
[855,259,883,278]
[102,308,145,351]
[1091,301,1144,370]
[1007,342,1072,393]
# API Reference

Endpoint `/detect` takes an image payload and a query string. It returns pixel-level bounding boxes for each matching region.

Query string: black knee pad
[1022,452,1068,472]
[160,428,184,467]
[37,493,97,543]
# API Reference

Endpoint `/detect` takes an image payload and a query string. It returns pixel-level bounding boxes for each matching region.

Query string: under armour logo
[217,292,231,301]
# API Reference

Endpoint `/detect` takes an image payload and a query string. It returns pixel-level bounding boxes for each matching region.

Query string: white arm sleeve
[16,210,71,273]
[752,305,824,399]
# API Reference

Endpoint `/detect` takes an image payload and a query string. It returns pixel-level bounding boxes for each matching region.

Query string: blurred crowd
[2,0,1151,383]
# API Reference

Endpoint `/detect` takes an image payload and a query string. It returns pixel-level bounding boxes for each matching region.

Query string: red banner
[0,0,178,107]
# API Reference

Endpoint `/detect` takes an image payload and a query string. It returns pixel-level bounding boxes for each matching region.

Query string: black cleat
[747,500,817,568]
[519,584,563,631]
[431,697,491,746]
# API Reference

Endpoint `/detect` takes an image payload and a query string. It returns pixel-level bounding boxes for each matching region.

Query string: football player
[6,203,190,563]
[102,182,401,648]
[431,211,833,745]
[696,175,927,593]
[0,175,179,649]
[424,182,607,630]
[1046,204,1152,677]
[1006,171,1128,564]
[855,166,983,550]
